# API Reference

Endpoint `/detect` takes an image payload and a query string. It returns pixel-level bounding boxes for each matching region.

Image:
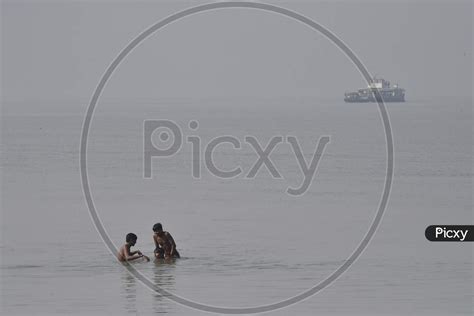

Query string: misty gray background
[1,1,473,315]
[2,0,472,102]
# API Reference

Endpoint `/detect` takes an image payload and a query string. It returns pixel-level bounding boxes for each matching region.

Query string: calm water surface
[1,98,472,315]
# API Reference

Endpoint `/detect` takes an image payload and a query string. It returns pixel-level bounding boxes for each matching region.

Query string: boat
[344,77,405,102]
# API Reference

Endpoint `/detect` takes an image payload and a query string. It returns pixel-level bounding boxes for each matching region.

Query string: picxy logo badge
[425,225,473,242]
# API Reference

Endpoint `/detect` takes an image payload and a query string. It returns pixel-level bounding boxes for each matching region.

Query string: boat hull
[344,88,405,103]
[344,96,406,103]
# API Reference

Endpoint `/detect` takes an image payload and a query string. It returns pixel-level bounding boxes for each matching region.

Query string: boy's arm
[153,235,161,248]
[124,246,143,261]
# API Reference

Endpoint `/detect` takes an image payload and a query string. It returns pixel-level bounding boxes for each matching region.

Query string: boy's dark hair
[153,223,163,232]
[126,233,137,242]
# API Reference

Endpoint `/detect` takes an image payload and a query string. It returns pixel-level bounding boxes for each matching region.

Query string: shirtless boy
[117,233,150,262]
[153,223,180,259]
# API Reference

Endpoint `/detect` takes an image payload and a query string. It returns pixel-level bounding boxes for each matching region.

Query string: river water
[1,97,472,315]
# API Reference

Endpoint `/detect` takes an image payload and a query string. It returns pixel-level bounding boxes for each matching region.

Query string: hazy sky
[2,0,472,101]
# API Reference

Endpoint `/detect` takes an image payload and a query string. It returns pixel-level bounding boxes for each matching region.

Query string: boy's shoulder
[164,231,174,238]
[154,232,170,238]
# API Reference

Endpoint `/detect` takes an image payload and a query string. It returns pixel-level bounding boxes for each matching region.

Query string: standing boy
[153,223,180,259]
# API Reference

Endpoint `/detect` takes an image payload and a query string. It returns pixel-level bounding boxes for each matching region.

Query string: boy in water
[153,223,180,259]
[117,233,150,262]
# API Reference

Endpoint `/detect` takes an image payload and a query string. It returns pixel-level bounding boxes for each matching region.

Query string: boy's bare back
[117,244,131,262]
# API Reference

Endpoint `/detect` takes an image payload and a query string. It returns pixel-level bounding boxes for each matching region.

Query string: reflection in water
[119,260,178,314]
[121,266,137,314]
[152,259,177,314]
